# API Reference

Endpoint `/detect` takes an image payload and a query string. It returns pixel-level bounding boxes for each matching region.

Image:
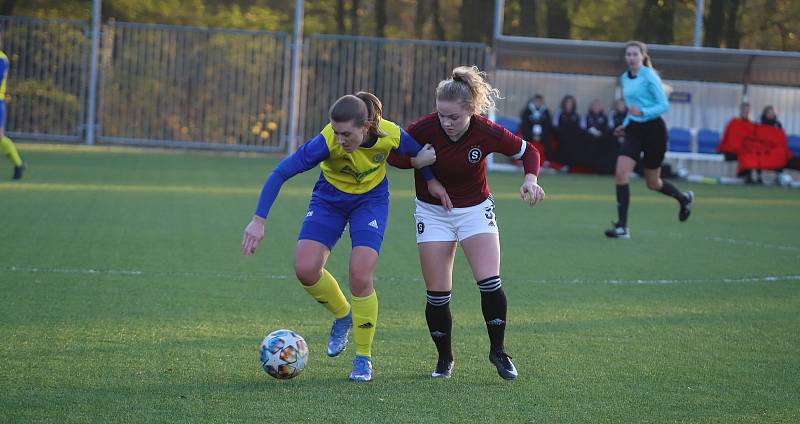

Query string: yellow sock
[351,290,378,357]
[302,269,350,319]
[1,137,22,167]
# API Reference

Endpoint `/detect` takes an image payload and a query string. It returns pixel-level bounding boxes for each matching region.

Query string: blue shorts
[0,101,6,128]
[298,194,389,253]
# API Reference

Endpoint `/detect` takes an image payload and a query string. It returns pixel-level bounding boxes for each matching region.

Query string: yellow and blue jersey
[0,51,8,126]
[255,118,433,219]
[319,118,402,194]
[620,66,669,127]
[0,51,8,101]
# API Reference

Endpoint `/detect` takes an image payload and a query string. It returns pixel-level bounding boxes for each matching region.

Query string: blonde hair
[329,91,387,138]
[436,66,501,115]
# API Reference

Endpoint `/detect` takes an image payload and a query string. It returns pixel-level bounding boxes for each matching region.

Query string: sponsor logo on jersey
[467,146,483,163]
[340,164,381,183]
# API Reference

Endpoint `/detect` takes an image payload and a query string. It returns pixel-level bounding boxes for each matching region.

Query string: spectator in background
[739,102,752,122]
[555,95,580,130]
[760,105,782,129]
[610,98,628,138]
[719,102,756,181]
[760,105,788,184]
[584,99,609,138]
[519,94,553,160]
[553,95,580,169]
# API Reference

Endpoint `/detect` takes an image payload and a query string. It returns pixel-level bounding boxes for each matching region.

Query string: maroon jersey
[389,113,540,208]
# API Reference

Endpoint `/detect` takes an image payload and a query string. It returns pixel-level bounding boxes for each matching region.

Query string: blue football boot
[349,355,373,382]
[327,311,352,357]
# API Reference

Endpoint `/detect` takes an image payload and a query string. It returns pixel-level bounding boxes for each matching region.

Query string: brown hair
[625,40,656,69]
[328,92,387,138]
[625,40,671,94]
[436,66,501,115]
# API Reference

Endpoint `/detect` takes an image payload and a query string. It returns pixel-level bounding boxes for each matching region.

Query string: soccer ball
[260,329,309,379]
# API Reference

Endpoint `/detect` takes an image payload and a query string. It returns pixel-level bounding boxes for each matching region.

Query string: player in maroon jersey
[388,66,545,380]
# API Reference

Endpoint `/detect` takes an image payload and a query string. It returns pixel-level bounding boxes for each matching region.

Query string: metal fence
[98,22,290,151]
[1,16,489,152]
[10,16,794,153]
[0,16,89,142]
[298,34,488,145]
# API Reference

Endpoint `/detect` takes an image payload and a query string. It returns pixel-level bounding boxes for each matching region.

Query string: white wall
[494,70,800,135]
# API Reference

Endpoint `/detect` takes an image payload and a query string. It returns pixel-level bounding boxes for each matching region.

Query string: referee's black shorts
[620,117,668,169]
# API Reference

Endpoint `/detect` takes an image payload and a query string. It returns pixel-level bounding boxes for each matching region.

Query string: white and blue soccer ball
[260,329,309,379]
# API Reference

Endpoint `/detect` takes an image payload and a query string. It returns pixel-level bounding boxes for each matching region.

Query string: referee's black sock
[425,291,453,361]
[477,276,507,353]
[616,184,630,228]
[659,180,687,204]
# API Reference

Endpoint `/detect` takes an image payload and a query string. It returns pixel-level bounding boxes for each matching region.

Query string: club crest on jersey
[467,146,483,163]
[372,152,387,163]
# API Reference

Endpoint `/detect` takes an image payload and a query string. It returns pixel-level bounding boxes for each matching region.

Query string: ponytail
[355,91,387,138]
[329,92,387,138]
[436,66,501,115]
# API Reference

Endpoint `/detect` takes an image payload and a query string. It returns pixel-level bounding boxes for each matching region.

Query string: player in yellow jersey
[0,50,24,180]
[241,92,451,381]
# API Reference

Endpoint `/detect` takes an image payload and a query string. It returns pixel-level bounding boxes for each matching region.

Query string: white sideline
[3,265,798,286]
[650,230,800,252]
[665,152,725,162]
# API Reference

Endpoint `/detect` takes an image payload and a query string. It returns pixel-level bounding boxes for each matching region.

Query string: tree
[431,0,446,40]
[415,0,426,39]
[704,0,725,47]
[336,0,346,34]
[545,0,570,38]
[519,0,538,36]
[0,0,19,15]
[350,0,360,35]
[375,0,386,37]
[460,0,493,43]
[634,0,675,44]
[724,0,741,48]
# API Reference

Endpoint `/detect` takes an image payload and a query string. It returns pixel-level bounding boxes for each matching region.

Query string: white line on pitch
[3,265,799,286]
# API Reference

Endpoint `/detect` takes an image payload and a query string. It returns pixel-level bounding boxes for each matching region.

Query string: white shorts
[413,196,499,243]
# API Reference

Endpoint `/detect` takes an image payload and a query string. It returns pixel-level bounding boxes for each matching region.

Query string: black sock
[659,180,686,204]
[425,291,453,361]
[477,276,507,353]
[616,184,630,227]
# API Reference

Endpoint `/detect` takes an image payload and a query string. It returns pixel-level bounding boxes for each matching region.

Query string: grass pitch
[1,144,798,423]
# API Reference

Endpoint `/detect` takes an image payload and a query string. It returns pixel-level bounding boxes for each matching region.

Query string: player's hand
[427,178,453,212]
[520,174,545,207]
[629,105,643,116]
[242,215,265,256]
[410,144,436,169]
[613,125,625,137]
